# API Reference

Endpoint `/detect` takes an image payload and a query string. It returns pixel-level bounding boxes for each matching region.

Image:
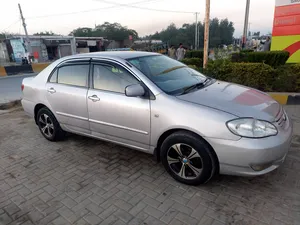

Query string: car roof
[65,51,161,60]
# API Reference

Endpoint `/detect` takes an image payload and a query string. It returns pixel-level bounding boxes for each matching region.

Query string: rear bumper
[21,99,35,118]
[207,115,293,176]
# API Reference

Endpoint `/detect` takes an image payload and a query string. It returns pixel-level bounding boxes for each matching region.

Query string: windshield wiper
[181,78,211,95]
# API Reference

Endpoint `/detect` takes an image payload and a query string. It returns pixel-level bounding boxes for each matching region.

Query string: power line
[27,0,161,19]
[0,19,20,33]
[95,0,196,13]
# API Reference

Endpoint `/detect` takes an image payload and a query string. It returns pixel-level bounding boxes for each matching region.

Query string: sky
[0,0,276,38]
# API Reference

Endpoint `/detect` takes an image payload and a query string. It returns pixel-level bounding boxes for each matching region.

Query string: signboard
[271,0,300,63]
[10,39,26,63]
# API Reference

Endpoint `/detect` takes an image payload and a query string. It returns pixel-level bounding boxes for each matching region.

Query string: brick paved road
[0,106,300,225]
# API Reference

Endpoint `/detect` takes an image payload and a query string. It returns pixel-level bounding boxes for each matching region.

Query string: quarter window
[57,64,89,87]
[93,64,139,93]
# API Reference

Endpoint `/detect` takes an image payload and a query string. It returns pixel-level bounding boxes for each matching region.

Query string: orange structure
[271,0,300,63]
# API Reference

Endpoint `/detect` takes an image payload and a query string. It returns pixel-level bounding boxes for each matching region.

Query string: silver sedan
[21,51,293,185]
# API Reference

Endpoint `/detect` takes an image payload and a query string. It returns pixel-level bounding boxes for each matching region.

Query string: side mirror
[125,84,145,97]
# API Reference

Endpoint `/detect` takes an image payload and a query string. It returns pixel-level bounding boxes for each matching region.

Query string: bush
[204,60,274,91]
[231,51,290,68]
[185,50,204,59]
[181,58,203,68]
[273,64,300,92]
[240,49,254,53]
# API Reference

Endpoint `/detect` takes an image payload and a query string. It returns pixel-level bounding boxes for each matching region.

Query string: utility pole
[18,3,32,57]
[203,0,210,69]
[195,12,198,50]
[242,0,250,49]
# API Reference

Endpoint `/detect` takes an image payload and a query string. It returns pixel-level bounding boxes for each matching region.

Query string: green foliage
[204,60,274,91]
[34,31,57,36]
[203,60,300,92]
[181,58,203,68]
[240,49,254,53]
[147,18,234,48]
[231,51,290,68]
[247,51,290,68]
[69,22,138,41]
[185,50,204,59]
[272,64,300,92]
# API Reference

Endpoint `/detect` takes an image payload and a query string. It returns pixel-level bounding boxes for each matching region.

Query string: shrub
[204,60,274,91]
[181,58,203,68]
[240,49,254,53]
[273,64,300,92]
[185,50,204,59]
[231,51,290,68]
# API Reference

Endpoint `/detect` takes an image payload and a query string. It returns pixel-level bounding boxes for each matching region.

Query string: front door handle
[88,95,100,102]
[48,87,56,94]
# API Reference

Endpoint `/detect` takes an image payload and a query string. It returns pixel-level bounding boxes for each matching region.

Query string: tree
[34,31,57,36]
[147,18,235,48]
[69,27,93,37]
[69,22,138,41]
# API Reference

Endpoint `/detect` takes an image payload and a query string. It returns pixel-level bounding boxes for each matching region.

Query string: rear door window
[57,64,89,87]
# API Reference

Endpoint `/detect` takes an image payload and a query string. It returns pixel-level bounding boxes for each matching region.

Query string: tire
[160,131,217,185]
[37,107,65,141]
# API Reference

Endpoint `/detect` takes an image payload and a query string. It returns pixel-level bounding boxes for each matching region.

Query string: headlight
[226,118,278,138]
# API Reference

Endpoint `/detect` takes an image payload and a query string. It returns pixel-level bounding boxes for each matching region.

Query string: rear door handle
[88,95,100,102]
[48,88,56,94]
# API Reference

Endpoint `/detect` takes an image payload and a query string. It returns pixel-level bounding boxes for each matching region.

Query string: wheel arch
[155,128,220,174]
[34,103,50,124]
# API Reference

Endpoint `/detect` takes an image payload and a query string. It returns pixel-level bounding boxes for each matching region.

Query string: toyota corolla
[21,51,293,185]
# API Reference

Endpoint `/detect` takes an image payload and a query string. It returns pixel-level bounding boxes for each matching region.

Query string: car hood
[176,80,280,122]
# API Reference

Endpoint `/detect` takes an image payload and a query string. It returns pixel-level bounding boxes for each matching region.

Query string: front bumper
[207,114,293,176]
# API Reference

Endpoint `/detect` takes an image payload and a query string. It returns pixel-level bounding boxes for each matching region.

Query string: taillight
[21,84,24,91]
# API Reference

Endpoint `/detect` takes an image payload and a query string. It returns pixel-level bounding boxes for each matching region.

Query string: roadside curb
[0,63,49,76]
[268,93,300,105]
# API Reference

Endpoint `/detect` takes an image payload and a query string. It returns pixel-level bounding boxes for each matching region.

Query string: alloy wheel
[39,114,54,138]
[167,143,203,180]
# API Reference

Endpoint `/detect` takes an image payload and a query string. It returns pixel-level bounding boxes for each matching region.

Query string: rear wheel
[37,107,65,141]
[160,131,217,185]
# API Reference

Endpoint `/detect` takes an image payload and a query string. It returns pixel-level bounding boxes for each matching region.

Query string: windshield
[127,55,207,95]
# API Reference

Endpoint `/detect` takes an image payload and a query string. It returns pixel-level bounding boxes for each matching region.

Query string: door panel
[88,62,151,149]
[88,90,150,147]
[46,83,89,133]
[45,62,90,133]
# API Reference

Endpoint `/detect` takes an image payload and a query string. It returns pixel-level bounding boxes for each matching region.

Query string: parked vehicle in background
[21,51,293,185]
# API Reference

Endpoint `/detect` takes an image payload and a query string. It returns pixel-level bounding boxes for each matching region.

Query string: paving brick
[57,206,78,223]
[52,216,71,225]
[0,212,12,225]
[1,108,300,225]
[61,197,77,209]
[129,201,147,216]
[171,202,193,215]
[115,209,133,223]
[39,192,52,202]
[144,215,166,225]
[99,214,119,225]
[4,202,20,216]
[160,208,178,224]
[158,199,174,213]
[175,212,198,225]
[39,212,60,225]
[99,205,118,219]
[143,196,161,208]
[85,202,104,215]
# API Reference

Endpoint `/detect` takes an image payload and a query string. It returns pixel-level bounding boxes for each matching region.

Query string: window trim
[47,60,91,88]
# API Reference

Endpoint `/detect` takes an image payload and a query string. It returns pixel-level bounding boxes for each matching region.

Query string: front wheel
[160,131,217,185]
[37,107,65,141]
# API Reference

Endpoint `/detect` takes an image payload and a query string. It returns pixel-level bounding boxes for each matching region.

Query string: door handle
[48,88,56,94]
[88,95,100,102]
